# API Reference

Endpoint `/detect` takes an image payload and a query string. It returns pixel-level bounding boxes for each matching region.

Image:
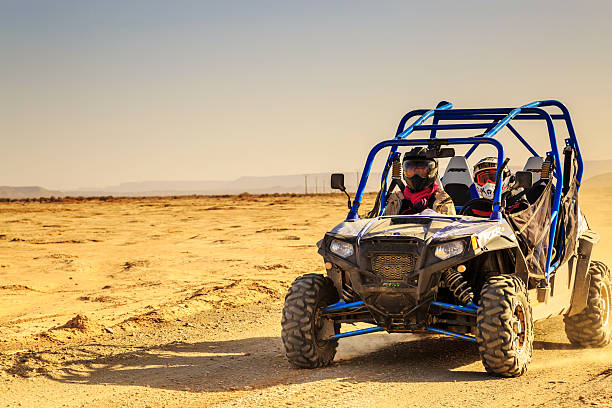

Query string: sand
[0,191,611,407]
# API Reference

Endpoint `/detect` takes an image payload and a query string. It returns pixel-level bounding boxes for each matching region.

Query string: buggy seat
[523,156,544,184]
[441,156,477,206]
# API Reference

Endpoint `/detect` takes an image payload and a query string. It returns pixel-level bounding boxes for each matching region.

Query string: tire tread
[476,275,533,377]
[564,260,612,348]
[281,273,339,368]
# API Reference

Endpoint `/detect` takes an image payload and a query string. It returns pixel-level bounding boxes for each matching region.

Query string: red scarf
[402,182,438,213]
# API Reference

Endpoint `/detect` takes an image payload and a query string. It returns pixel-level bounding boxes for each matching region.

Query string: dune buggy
[281,100,611,377]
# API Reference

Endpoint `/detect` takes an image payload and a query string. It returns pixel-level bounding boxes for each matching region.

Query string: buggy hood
[328,210,516,245]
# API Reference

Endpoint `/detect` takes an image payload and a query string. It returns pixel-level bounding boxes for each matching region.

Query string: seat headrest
[523,156,544,183]
[442,156,473,187]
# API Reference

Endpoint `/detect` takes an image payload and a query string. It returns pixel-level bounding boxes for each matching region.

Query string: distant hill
[64,172,383,197]
[583,172,612,188]
[3,158,612,198]
[582,159,612,180]
[0,186,64,199]
[2,172,383,198]
[565,159,612,189]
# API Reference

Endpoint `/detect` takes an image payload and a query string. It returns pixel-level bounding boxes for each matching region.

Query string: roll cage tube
[538,100,583,183]
[448,105,563,279]
[463,102,541,158]
[418,103,564,280]
[394,100,582,184]
[367,99,581,280]
[377,103,453,208]
[347,137,505,222]
[378,103,559,218]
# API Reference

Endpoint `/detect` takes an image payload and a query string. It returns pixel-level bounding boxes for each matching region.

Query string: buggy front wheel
[476,275,533,377]
[281,273,340,368]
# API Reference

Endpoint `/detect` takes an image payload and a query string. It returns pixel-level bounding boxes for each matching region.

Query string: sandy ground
[1,190,611,407]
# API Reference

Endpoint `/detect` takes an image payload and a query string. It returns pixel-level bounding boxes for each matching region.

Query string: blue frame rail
[348,100,582,281]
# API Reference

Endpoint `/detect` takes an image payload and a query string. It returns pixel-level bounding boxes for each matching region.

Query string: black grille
[371,254,415,281]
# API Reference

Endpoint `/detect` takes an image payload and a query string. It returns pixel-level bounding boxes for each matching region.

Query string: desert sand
[1,190,611,407]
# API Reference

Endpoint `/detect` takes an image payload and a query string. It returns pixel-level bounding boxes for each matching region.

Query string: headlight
[434,241,465,260]
[329,239,354,258]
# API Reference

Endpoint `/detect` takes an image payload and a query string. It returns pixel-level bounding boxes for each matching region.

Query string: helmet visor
[475,169,497,186]
[403,160,436,178]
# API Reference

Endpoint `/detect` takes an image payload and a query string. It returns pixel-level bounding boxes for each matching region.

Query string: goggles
[402,160,436,178]
[474,168,498,186]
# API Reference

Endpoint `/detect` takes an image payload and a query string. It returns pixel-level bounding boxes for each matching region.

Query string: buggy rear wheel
[281,273,340,368]
[476,275,533,377]
[564,260,612,347]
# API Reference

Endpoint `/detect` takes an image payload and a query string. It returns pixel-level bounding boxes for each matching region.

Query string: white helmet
[473,157,511,200]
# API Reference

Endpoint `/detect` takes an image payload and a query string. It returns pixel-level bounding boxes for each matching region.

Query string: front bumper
[320,235,476,331]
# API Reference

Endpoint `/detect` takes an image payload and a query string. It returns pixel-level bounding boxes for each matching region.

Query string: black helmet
[402,147,438,192]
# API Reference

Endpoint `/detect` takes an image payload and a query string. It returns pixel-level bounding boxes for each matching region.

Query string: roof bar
[414,123,495,131]
[395,102,453,139]
[431,113,567,121]
[464,101,542,158]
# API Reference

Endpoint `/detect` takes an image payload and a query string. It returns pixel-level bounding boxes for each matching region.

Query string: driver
[386,147,455,215]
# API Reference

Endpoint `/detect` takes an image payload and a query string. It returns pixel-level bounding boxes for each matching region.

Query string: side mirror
[515,171,533,189]
[331,173,346,191]
[331,173,352,209]
[426,147,455,159]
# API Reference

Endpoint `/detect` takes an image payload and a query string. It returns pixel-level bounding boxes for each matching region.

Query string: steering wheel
[459,198,494,216]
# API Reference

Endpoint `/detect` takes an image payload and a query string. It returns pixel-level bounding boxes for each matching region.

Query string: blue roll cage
[346,100,583,280]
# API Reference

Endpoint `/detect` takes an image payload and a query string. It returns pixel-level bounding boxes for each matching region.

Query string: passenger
[472,157,524,216]
[386,147,456,215]
[473,157,511,200]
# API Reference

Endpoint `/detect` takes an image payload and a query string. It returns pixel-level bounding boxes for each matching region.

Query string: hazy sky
[2,1,612,189]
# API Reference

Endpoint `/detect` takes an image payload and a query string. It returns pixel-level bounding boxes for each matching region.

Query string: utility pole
[315,176,318,194]
[304,175,308,194]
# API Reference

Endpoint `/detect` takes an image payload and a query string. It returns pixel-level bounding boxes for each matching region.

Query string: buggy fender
[473,224,529,281]
[474,228,519,252]
[424,220,528,287]
[567,230,600,316]
[461,221,530,284]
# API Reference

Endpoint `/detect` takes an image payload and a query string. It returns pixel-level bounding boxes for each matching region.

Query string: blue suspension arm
[328,326,384,340]
[430,301,477,314]
[323,300,365,313]
[425,327,477,342]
